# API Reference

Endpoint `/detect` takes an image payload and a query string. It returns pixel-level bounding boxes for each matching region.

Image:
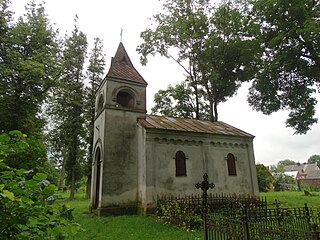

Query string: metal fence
[157,193,267,213]
[156,194,320,240]
[207,205,320,240]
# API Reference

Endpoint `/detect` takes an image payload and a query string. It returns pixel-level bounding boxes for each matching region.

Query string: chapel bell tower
[91,42,147,215]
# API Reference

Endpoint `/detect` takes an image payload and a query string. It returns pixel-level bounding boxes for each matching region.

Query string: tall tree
[248,0,320,134]
[0,0,13,87]
[256,164,274,192]
[48,17,88,200]
[137,0,260,121]
[0,0,12,53]
[0,1,60,135]
[270,159,297,191]
[307,154,320,164]
[270,159,296,173]
[0,1,61,173]
[84,37,105,198]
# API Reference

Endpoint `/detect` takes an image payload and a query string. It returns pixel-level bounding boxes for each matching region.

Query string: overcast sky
[11,0,320,167]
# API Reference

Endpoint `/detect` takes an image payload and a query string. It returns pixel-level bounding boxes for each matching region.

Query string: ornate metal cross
[195,173,215,192]
[195,173,215,240]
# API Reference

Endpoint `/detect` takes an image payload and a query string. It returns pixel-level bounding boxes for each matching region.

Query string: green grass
[58,190,320,239]
[58,192,202,240]
[260,190,320,208]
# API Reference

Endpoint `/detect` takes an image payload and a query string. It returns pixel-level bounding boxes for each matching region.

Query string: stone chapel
[90,42,259,215]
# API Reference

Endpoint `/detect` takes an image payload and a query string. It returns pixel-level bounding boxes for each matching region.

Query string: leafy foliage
[256,164,274,192]
[307,154,320,164]
[47,17,88,200]
[270,159,296,173]
[151,81,209,119]
[0,1,62,177]
[157,200,202,230]
[138,0,260,121]
[83,37,105,197]
[248,0,320,134]
[0,1,61,135]
[0,130,58,183]
[0,131,80,239]
[269,159,298,191]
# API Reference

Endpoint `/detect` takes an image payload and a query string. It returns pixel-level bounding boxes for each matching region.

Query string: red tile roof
[106,42,147,85]
[138,115,254,138]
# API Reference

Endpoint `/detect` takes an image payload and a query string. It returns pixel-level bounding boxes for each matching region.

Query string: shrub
[157,199,202,230]
[0,131,80,239]
[0,161,81,239]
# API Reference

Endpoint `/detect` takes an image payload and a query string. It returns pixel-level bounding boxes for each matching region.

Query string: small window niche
[175,151,187,177]
[116,91,134,108]
[227,153,237,176]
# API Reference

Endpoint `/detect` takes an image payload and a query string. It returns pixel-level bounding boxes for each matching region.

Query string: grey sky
[11,0,320,166]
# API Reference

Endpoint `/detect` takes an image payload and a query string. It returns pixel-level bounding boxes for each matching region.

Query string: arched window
[116,91,134,108]
[227,153,237,176]
[97,94,104,112]
[175,151,186,177]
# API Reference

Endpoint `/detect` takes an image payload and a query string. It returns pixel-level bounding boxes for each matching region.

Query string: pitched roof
[284,163,320,174]
[305,170,320,179]
[284,171,299,178]
[138,115,254,138]
[106,42,147,85]
[284,164,306,172]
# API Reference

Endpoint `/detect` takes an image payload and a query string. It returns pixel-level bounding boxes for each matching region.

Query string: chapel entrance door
[94,148,101,209]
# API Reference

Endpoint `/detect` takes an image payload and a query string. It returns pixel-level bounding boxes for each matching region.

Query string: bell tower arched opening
[116,91,134,108]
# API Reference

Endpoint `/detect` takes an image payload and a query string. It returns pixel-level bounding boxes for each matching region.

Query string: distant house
[284,163,320,187]
[303,170,320,187]
[283,171,302,182]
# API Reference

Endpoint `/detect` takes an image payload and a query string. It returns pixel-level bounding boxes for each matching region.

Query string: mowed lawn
[61,190,320,239]
[60,193,202,240]
[260,190,320,208]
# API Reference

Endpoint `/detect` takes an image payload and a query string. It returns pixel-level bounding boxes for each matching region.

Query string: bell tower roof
[106,42,147,85]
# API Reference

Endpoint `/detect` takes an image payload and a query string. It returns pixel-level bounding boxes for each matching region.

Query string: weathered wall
[92,77,147,215]
[139,129,259,211]
[90,79,108,210]
[302,179,320,187]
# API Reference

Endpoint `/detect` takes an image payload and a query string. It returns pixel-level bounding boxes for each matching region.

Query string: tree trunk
[213,101,218,121]
[190,66,200,119]
[209,100,214,122]
[194,84,200,119]
[69,165,76,201]
[58,149,67,190]
[69,135,78,201]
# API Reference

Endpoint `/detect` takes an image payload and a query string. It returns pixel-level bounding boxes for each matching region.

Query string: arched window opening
[116,91,134,108]
[97,94,104,112]
[227,153,237,176]
[175,151,186,177]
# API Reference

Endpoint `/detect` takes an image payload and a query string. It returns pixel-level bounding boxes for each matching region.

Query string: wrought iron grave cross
[195,173,215,193]
[195,173,215,240]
